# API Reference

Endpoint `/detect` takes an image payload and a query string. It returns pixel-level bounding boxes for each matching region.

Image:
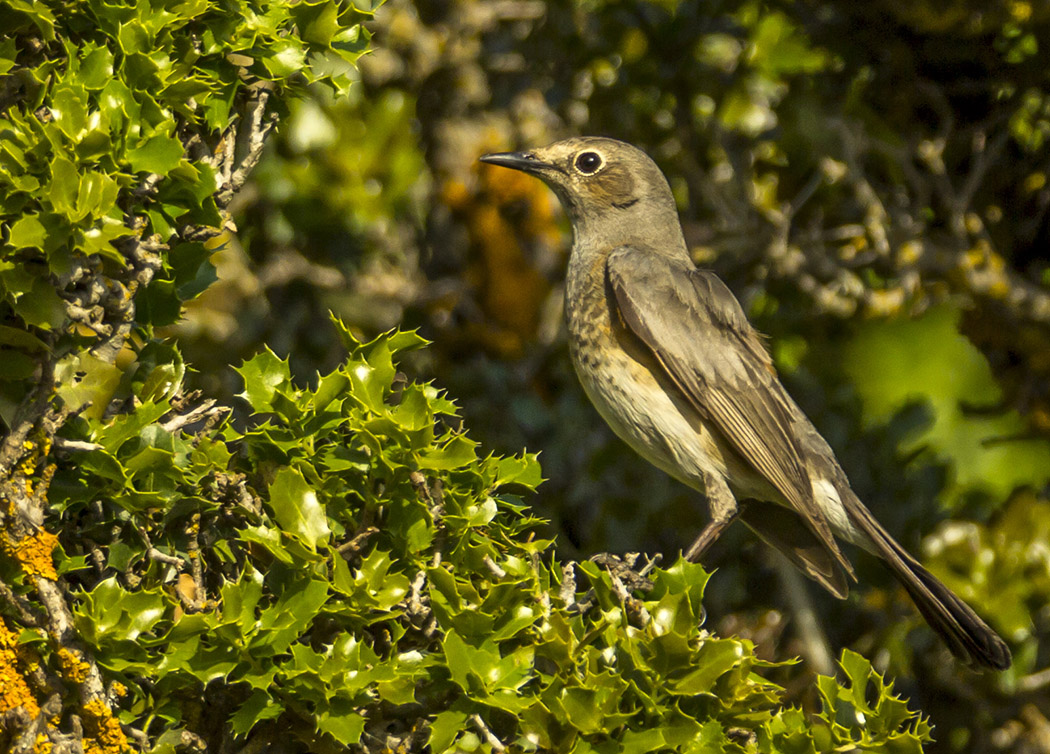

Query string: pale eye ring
[574,151,604,175]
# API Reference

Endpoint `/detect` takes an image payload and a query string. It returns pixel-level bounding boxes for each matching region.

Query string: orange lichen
[0,617,41,719]
[57,647,90,684]
[81,699,130,754]
[439,149,561,356]
[440,178,472,210]
[5,528,60,580]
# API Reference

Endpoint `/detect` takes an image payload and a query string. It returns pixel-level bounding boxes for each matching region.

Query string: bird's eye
[574,151,604,175]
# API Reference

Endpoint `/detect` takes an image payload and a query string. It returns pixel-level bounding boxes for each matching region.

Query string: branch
[470,713,506,752]
[482,554,506,579]
[0,354,55,475]
[0,579,46,627]
[52,438,104,453]
[336,526,379,556]
[559,561,577,608]
[161,399,228,434]
[230,85,277,194]
[185,514,207,612]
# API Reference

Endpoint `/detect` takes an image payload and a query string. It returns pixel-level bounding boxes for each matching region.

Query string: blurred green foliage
[842,305,1050,510]
[250,89,427,253]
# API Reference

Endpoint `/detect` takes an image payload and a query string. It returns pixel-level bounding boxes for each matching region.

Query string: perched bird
[480,137,1011,670]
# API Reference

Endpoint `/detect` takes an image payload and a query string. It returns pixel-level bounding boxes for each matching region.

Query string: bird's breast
[563,247,734,490]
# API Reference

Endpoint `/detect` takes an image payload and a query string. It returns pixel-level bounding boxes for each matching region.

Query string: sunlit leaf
[268,466,331,550]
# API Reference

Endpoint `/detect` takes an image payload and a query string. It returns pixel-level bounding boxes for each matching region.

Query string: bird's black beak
[479,151,554,175]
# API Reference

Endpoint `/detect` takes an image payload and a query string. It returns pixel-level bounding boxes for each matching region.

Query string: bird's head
[480,137,681,241]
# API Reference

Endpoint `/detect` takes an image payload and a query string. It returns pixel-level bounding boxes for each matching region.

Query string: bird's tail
[844,493,1011,670]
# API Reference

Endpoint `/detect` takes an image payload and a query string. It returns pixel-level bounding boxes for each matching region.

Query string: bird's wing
[606,246,848,569]
[739,501,850,597]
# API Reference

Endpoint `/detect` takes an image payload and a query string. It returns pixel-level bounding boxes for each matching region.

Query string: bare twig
[52,438,104,453]
[178,730,207,752]
[223,119,238,184]
[131,172,164,199]
[336,526,379,556]
[482,554,506,579]
[590,552,654,592]
[184,514,206,611]
[121,724,150,750]
[133,521,186,572]
[406,570,429,620]
[161,399,227,434]
[412,473,448,567]
[470,713,506,752]
[559,561,577,608]
[410,471,444,515]
[608,570,652,626]
[637,552,662,578]
[230,86,276,193]
[146,547,185,569]
[1016,666,1050,694]
[532,552,551,617]
[84,539,106,574]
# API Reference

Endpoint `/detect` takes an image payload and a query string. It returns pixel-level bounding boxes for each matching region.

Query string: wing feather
[606,246,847,568]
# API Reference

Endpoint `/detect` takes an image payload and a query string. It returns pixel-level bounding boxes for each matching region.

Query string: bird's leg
[683,512,738,562]
[684,480,741,562]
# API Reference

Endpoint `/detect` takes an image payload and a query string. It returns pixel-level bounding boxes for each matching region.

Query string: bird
[479,136,1011,670]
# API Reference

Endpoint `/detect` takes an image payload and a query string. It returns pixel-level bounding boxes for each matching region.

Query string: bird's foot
[589,551,660,592]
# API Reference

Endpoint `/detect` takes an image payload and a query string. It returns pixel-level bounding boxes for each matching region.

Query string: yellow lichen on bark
[3,528,60,580]
[81,699,130,754]
[0,617,40,719]
[57,647,91,684]
[35,732,53,754]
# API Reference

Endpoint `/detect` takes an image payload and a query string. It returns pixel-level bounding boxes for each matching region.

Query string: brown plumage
[480,137,1011,670]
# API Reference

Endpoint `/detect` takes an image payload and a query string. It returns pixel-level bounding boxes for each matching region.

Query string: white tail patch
[811,477,863,545]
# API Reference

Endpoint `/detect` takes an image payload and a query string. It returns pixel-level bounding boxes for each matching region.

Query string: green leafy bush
[26,323,931,751]
[0,0,370,414]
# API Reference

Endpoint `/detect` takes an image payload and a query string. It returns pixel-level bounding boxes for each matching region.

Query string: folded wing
[606,245,852,578]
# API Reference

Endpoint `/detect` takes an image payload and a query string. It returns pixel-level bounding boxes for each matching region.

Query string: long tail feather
[844,494,1010,670]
